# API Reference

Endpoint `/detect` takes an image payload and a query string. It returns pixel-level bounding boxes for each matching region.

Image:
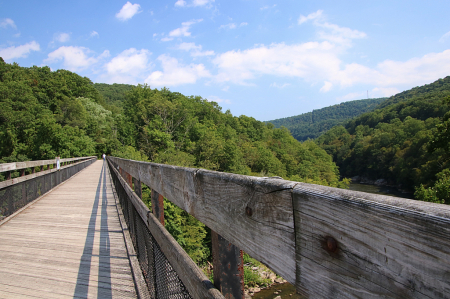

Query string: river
[348,182,414,199]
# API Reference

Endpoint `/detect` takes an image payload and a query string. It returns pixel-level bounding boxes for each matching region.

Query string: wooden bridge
[0,156,449,299]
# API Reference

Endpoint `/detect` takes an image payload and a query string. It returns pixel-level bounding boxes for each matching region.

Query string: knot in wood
[245,206,253,217]
[326,236,338,253]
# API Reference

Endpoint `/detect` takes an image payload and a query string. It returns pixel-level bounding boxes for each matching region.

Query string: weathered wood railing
[108,156,450,299]
[107,157,224,299]
[0,156,96,220]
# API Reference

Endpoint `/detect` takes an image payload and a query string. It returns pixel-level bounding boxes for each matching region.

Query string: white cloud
[220,23,236,30]
[175,0,214,7]
[145,54,210,87]
[0,41,40,61]
[161,37,174,42]
[336,92,365,102]
[260,4,276,10]
[439,30,450,43]
[320,81,332,92]
[100,48,151,84]
[90,31,99,38]
[207,95,231,104]
[175,0,186,6]
[192,0,214,6]
[240,22,248,27]
[55,33,70,42]
[106,48,150,74]
[177,42,214,56]
[371,87,399,98]
[298,10,365,47]
[318,22,366,45]
[298,10,323,25]
[0,18,16,29]
[169,19,202,37]
[116,2,141,21]
[270,82,290,88]
[45,46,101,72]
[213,42,340,84]
[335,49,450,88]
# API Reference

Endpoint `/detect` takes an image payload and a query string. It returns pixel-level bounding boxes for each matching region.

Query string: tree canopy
[316,76,450,201]
[268,97,386,141]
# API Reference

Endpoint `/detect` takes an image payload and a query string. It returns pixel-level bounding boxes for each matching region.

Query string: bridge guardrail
[108,156,450,299]
[0,156,96,221]
[107,157,224,299]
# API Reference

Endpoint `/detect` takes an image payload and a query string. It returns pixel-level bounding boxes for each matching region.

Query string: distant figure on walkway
[102,153,106,161]
[56,156,60,170]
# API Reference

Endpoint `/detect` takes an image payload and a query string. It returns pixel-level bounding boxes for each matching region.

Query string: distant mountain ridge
[267,97,387,141]
[316,76,450,193]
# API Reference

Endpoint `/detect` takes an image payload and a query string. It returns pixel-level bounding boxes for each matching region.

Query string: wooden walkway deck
[0,160,138,299]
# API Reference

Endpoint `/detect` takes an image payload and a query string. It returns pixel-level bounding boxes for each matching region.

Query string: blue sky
[1,0,450,121]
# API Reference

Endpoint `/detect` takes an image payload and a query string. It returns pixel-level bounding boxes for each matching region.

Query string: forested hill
[267,97,386,141]
[1,58,351,266]
[316,76,450,203]
[0,58,346,187]
[93,83,134,112]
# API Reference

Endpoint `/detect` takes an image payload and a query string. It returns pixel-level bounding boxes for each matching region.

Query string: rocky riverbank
[244,264,287,298]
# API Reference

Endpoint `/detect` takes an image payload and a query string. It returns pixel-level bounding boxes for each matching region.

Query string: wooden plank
[109,156,297,284]
[107,159,225,299]
[109,156,450,299]
[147,210,225,299]
[0,156,96,173]
[0,271,137,299]
[0,157,96,189]
[292,183,450,298]
[0,160,137,299]
[212,231,244,298]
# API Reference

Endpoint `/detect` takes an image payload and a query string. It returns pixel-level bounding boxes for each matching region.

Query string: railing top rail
[0,156,97,190]
[0,156,97,173]
[108,156,450,298]
[108,160,224,299]
[108,156,450,219]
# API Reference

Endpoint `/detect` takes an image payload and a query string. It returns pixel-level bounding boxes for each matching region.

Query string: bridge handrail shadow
[108,156,450,298]
[0,156,97,221]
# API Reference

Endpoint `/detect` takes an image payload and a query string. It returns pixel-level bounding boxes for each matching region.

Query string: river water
[348,182,414,199]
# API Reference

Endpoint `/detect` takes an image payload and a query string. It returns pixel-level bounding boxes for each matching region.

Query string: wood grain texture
[109,156,450,298]
[293,183,450,299]
[108,156,297,284]
[0,157,96,189]
[108,160,225,298]
[0,160,138,299]
[0,156,96,173]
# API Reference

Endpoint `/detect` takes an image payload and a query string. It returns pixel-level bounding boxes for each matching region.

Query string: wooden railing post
[212,231,244,299]
[151,189,164,225]
[125,172,133,188]
[133,177,142,199]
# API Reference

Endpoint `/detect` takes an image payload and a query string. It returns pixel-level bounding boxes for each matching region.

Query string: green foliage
[414,169,450,204]
[93,82,134,113]
[244,267,272,288]
[243,253,272,287]
[0,60,111,159]
[122,84,346,187]
[1,59,350,269]
[268,98,386,141]
[316,76,450,194]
